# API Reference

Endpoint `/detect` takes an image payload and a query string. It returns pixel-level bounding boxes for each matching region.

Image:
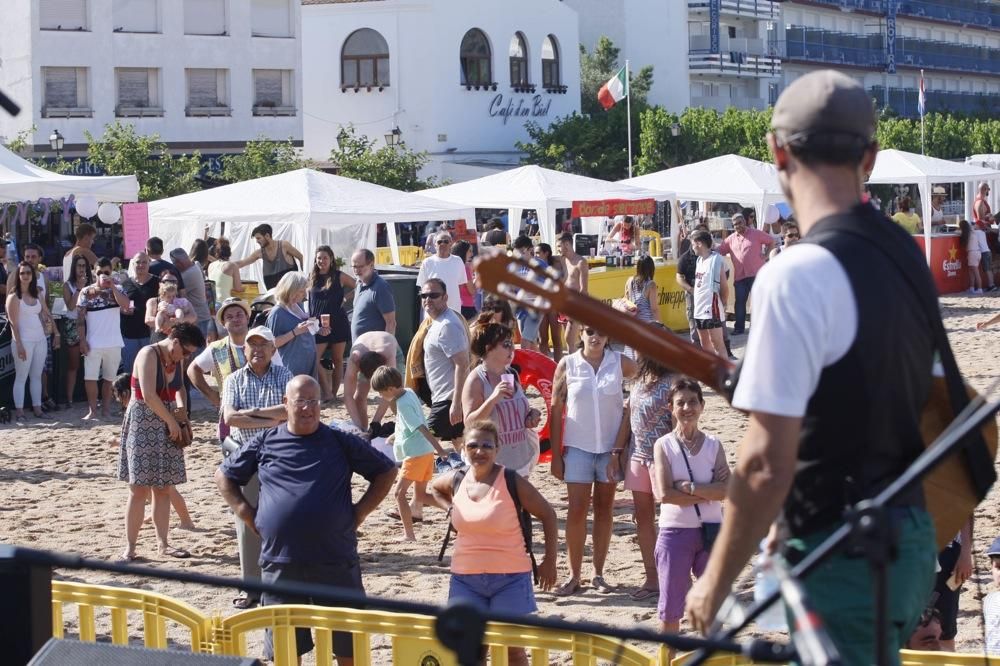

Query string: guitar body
[474,253,999,551]
[922,379,999,550]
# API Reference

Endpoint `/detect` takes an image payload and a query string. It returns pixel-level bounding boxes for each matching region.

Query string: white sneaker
[974,289,984,294]
[968,288,978,295]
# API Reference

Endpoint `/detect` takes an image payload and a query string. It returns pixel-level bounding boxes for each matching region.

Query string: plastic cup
[321,314,330,327]
[590,247,597,257]
[500,373,515,390]
[174,308,183,319]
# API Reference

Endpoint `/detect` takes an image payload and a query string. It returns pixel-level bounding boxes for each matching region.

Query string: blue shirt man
[350,248,396,340]
[216,375,397,662]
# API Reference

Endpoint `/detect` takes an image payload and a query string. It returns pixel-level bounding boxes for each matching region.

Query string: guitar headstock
[473,251,569,314]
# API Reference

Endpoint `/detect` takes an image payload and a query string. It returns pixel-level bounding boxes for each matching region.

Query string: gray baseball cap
[772,70,876,143]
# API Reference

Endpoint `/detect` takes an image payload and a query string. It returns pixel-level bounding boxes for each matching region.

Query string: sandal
[553,578,582,597]
[384,510,424,523]
[232,593,260,609]
[591,575,615,593]
[159,546,190,559]
[628,587,658,601]
[116,552,144,564]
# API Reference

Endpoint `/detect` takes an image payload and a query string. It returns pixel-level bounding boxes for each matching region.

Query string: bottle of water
[753,542,788,632]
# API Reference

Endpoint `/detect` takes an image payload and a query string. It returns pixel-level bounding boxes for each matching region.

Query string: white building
[0,0,303,159]
[565,0,781,114]
[301,0,581,182]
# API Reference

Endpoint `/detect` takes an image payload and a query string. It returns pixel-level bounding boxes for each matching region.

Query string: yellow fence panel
[51,581,213,653]
[377,246,425,266]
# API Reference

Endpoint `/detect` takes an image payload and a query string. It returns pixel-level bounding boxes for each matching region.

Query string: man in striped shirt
[221,325,292,609]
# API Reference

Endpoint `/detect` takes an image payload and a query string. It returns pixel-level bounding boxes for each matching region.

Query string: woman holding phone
[461,322,542,477]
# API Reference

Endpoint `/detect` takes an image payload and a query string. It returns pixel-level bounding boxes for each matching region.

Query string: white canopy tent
[423,165,673,247]
[622,154,785,260]
[0,144,138,203]
[148,169,474,284]
[866,149,1000,263]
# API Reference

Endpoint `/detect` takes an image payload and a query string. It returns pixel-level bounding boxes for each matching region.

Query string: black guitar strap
[813,215,995,499]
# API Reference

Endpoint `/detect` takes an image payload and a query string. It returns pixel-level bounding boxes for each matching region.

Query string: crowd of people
[5,72,1000,665]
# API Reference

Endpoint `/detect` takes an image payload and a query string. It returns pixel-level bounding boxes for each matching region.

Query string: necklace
[156,344,176,374]
[675,428,703,452]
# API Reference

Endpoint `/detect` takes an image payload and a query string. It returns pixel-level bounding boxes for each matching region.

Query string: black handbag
[677,434,722,552]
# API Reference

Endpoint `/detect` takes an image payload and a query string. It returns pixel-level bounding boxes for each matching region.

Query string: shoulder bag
[677,434,721,552]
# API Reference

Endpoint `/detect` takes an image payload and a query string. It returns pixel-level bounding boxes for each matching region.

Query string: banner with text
[571,199,656,218]
[122,202,150,259]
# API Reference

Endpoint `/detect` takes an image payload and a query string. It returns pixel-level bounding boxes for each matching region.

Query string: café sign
[488,94,552,125]
[572,199,656,218]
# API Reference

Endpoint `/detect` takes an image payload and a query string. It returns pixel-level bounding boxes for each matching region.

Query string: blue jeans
[121,336,149,375]
[733,277,755,333]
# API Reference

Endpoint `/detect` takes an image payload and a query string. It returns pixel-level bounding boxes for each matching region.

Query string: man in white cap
[686,70,992,665]
[220,325,293,609]
[416,231,467,315]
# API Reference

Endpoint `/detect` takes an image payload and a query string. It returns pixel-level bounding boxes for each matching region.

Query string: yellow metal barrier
[640,230,663,258]
[900,650,1000,665]
[376,246,425,266]
[51,581,214,653]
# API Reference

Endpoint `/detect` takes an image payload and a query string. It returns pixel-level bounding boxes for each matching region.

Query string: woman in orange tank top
[431,420,558,666]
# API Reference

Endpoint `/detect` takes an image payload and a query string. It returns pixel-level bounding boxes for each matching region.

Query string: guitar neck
[561,291,736,398]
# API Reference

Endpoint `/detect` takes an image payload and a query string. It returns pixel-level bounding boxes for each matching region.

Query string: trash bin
[379,269,420,355]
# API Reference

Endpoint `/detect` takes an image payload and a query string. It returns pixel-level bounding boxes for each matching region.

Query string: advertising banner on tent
[571,199,655,218]
[122,202,150,259]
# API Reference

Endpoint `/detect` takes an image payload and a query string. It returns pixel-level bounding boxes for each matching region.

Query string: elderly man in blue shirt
[216,374,397,666]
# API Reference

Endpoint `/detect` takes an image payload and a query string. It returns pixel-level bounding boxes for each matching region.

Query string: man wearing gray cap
[686,70,970,664]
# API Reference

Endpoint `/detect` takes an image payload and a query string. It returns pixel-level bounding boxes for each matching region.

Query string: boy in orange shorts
[370,366,448,541]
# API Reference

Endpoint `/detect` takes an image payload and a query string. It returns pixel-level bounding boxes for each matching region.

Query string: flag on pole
[598,66,628,110]
[917,71,926,117]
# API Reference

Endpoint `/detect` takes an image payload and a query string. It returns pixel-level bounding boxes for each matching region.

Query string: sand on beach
[1,293,999,662]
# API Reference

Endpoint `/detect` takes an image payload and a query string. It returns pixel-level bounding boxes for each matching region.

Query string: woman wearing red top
[431,420,557,666]
[116,322,205,563]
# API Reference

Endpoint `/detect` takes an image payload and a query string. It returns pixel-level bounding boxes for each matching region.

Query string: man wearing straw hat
[685,70,961,665]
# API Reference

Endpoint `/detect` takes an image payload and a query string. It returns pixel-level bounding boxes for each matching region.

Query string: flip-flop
[159,547,190,559]
[116,553,144,564]
[628,587,658,601]
[384,510,424,523]
[591,575,615,593]
[232,594,260,609]
[553,579,582,597]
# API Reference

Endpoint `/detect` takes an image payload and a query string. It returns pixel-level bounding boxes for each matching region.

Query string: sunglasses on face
[497,340,514,350]
[437,239,452,245]
[98,271,112,277]
[785,233,800,239]
[419,292,443,300]
[465,441,497,451]
[584,328,605,337]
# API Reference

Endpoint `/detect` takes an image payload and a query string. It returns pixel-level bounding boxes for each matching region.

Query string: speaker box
[28,639,263,665]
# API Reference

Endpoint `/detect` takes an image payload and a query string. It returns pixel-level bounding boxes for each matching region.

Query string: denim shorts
[517,311,542,343]
[448,572,536,615]
[563,446,613,484]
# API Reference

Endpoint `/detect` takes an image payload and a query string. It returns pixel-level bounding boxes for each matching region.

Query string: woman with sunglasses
[431,420,557,666]
[461,323,542,477]
[550,325,637,596]
[117,322,205,562]
[61,254,92,409]
[7,261,59,423]
[145,277,197,343]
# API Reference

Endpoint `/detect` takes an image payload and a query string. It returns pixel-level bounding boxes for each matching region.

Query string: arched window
[460,28,492,86]
[542,34,560,88]
[509,32,529,86]
[342,28,389,88]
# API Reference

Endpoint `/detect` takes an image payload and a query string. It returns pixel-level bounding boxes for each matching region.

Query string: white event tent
[866,149,1000,263]
[0,144,138,203]
[423,165,673,247]
[147,169,474,283]
[622,154,785,259]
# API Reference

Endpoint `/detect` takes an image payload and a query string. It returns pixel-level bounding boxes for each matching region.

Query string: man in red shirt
[717,213,775,335]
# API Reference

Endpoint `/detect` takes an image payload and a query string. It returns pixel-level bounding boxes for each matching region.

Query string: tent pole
[922,181,932,266]
[387,222,401,266]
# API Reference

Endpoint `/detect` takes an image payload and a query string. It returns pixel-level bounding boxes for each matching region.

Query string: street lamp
[335,128,349,151]
[49,129,64,158]
[670,123,681,137]
[384,126,402,148]
[563,151,575,173]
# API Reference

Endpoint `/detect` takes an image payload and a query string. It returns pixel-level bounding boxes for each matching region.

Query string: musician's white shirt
[731,243,857,418]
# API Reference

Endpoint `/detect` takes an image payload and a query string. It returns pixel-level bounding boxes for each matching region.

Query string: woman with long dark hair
[207,239,245,303]
[622,255,660,359]
[309,246,355,401]
[7,261,59,422]
[451,240,478,321]
[62,253,92,409]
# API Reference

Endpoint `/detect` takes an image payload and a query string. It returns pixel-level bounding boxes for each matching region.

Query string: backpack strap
[437,467,467,563]
[504,468,539,584]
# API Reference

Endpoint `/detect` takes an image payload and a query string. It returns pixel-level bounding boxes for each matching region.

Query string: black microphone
[771,555,842,666]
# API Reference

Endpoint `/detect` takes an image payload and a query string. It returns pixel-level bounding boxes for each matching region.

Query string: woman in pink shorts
[616,352,674,601]
[653,378,730,662]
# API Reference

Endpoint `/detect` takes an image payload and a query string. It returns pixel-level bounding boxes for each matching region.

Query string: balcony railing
[897,36,1000,74]
[687,0,779,20]
[689,52,781,77]
[691,95,768,112]
[869,85,1000,117]
[805,0,999,31]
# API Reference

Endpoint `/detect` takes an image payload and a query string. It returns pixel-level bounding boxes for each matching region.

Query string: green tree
[331,126,437,191]
[638,106,771,174]
[517,36,653,180]
[219,135,307,183]
[85,122,202,201]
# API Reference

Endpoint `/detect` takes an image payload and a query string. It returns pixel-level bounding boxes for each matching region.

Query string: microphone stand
[770,554,842,666]
[688,394,1000,666]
